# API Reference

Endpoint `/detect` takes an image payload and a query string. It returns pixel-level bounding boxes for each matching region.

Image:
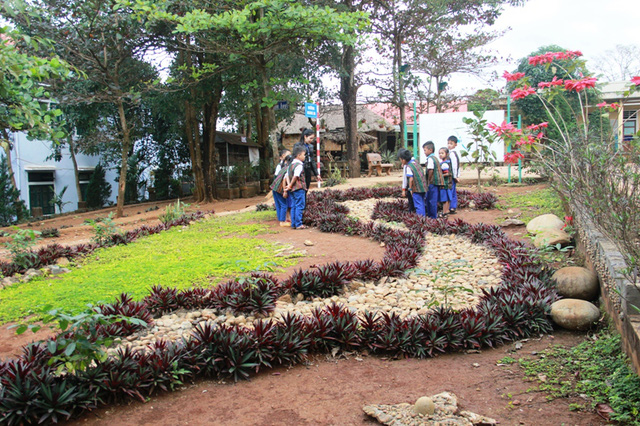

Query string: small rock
[414,396,435,415]
[304,240,314,246]
[56,257,70,267]
[550,299,600,331]
[278,294,292,304]
[501,219,525,227]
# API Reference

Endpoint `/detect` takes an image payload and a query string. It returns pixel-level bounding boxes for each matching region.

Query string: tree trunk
[203,74,223,201]
[185,100,205,202]
[0,134,25,220]
[115,99,131,218]
[396,34,407,148]
[67,135,82,203]
[340,44,361,178]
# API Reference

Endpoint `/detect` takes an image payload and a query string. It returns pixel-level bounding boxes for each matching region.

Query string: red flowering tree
[498,47,640,287]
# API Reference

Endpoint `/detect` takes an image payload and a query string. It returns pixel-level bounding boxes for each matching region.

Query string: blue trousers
[412,192,426,216]
[450,180,458,209]
[273,190,288,222]
[290,189,306,228]
[426,184,438,218]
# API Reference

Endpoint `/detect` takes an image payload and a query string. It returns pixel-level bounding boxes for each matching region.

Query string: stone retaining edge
[572,201,640,375]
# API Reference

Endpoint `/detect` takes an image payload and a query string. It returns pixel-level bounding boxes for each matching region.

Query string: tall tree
[592,44,640,81]
[4,0,158,217]
[366,0,523,143]
[137,0,365,171]
[0,25,70,217]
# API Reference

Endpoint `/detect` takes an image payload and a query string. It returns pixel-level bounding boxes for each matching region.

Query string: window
[78,170,93,202]
[27,171,55,215]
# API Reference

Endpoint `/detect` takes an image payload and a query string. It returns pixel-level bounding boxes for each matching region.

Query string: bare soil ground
[2,179,603,425]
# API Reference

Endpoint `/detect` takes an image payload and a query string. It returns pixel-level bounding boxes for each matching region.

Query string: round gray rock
[552,267,599,300]
[414,396,435,415]
[550,299,600,331]
[526,214,565,234]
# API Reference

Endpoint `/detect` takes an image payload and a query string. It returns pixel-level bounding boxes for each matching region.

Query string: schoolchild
[422,141,445,219]
[438,147,452,217]
[447,136,461,214]
[271,149,291,227]
[285,146,307,229]
[398,149,417,213]
[399,149,428,216]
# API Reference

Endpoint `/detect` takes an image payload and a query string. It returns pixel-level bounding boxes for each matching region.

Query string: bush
[159,200,189,224]
[85,164,111,208]
[0,155,28,225]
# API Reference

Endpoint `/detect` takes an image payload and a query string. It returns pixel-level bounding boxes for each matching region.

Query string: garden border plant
[0,210,213,279]
[0,186,557,424]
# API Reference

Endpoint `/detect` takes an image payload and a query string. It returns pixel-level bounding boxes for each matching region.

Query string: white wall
[418,110,506,164]
[9,132,119,214]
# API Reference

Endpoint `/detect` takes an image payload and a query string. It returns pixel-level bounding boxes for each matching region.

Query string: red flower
[504,152,525,164]
[610,103,620,109]
[528,50,583,66]
[631,76,640,86]
[597,102,609,108]
[564,77,597,92]
[538,76,564,88]
[526,122,549,131]
[511,85,536,100]
[503,71,525,81]
[488,121,520,136]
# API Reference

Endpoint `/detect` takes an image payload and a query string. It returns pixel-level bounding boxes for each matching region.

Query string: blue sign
[304,102,318,118]
[275,101,289,111]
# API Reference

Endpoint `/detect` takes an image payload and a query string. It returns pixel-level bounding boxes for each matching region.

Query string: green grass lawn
[499,187,565,223]
[0,211,298,323]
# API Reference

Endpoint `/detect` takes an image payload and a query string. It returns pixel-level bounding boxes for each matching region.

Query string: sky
[446,0,640,94]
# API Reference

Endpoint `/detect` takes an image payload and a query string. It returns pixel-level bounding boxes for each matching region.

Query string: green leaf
[64,342,77,356]
[47,340,57,354]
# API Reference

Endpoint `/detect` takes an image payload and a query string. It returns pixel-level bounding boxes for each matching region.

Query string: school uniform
[271,161,289,222]
[288,158,307,228]
[449,148,460,210]
[439,160,452,203]
[402,163,417,213]
[404,159,428,216]
[425,153,445,219]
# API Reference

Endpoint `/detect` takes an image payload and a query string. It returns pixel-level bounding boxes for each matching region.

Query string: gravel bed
[111,199,503,354]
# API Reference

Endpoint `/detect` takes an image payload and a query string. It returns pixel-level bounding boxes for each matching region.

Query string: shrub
[87,213,121,247]
[41,227,60,238]
[0,155,28,226]
[85,164,111,208]
[5,227,41,270]
[159,200,189,224]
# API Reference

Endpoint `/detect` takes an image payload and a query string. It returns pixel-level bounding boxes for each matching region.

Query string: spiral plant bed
[0,187,557,425]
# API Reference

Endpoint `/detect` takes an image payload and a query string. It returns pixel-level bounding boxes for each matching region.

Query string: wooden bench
[366,153,393,177]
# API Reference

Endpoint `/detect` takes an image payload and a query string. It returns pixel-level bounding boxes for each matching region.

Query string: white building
[8,132,119,215]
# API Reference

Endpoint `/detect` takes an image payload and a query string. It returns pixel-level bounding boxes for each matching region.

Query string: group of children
[400,135,460,219]
[270,135,460,227]
[270,145,308,230]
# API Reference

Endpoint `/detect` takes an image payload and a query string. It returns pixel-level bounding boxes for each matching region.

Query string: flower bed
[0,187,556,424]
[0,211,212,279]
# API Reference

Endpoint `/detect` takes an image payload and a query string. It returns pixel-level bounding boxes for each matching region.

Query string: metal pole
[226,142,230,188]
[507,96,511,183]
[413,101,418,159]
[316,102,321,188]
[517,114,522,183]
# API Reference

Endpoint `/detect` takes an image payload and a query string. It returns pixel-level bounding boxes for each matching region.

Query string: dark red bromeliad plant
[0,187,558,424]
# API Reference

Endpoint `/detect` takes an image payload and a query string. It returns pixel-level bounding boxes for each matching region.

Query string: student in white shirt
[447,136,461,214]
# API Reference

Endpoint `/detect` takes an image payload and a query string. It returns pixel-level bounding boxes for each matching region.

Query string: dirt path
[2,180,599,425]
[70,332,603,426]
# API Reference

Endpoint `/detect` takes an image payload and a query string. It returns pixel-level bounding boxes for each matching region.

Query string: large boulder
[532,228,571,248]
[550,299,600,331]
[552,267,599,301]
[527,214,565,234]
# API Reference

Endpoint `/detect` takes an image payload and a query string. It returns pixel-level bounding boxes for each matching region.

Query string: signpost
[304,102,321,188]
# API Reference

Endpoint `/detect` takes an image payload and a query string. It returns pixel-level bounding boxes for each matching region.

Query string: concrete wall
[9,132,119,214]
